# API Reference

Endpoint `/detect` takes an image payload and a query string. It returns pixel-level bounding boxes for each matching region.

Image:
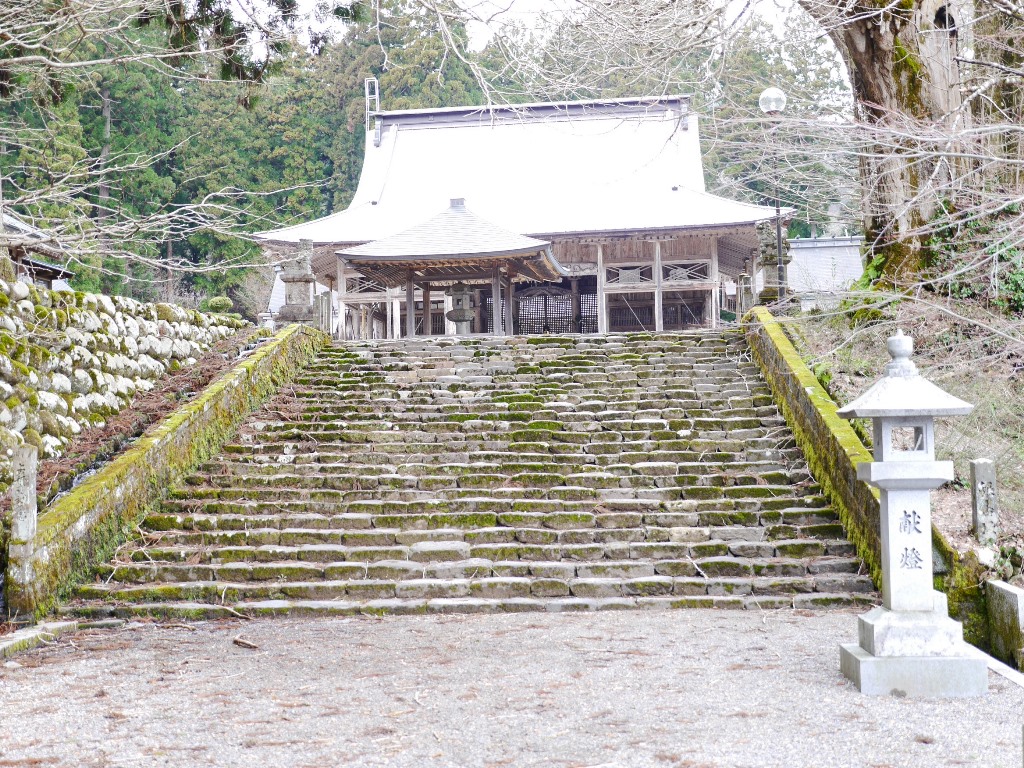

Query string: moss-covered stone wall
[0,281,247,485]
[743,308,883,584]
[5,324,328,618]
[743,307,990,649]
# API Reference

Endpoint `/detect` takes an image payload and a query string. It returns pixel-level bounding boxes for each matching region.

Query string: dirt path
[0,610,1020,767]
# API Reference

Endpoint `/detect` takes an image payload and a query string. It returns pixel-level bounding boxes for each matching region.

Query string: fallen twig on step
[232,635,259,650]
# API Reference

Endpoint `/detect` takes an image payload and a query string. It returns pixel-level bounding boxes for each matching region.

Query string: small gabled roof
[1,211,72,279]
[339,199,565,287]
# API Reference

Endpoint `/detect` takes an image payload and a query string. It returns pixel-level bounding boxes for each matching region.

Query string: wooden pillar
[336,255,348,340]
[392,293,401,338]
[570,278,580,333]
[597,244,608,334]
[491,267,504,336]
[475,289,486,333]
[423,282,432,336]
[710,239,720,330]
[406,273,416,337]
[653,241,664,332]
[444,294,455,335]
[504,273,515,335]
[385,287,393,339]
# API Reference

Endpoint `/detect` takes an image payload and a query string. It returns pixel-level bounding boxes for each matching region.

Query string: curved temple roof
[340,199,565,287]
[257,96,783,248]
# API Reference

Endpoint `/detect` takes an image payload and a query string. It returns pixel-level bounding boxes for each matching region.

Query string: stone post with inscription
[970,458,998,547]
[836,330,988,697]
[7,444,39,594]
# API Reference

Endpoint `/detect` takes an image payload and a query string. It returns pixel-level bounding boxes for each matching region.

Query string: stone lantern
[277,239,316,324]
[836,330,987,697]
[445,282,475,335]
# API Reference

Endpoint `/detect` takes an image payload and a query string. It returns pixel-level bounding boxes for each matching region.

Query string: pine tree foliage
[0,0,479,315]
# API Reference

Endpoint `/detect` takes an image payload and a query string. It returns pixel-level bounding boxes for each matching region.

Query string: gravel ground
[1,609,1021,768]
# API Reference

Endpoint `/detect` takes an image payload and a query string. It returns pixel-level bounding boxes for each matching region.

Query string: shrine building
[257,83,783,338]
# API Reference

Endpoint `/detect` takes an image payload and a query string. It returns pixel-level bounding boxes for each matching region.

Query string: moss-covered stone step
[75,330,877,615]
[243,412,788,431]
[234,446,806,467]
[158,497,611,518]
[205,456,798,477]
[62,589,876,621]
[74,567,874,606]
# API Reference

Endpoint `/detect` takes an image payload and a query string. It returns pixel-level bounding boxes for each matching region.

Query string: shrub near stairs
[68,331,876,618]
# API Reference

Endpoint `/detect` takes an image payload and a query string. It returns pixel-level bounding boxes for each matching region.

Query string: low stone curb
[0,621,79,660]
[988,579,1024,668]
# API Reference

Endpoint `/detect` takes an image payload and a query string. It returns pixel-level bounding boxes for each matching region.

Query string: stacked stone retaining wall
[0,281,246,480]
[5,324,328,617]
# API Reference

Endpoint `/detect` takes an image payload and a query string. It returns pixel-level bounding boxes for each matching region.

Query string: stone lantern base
[840,591,988,697]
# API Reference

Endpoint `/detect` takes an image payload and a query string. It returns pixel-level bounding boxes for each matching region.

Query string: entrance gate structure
[257,91,787,338]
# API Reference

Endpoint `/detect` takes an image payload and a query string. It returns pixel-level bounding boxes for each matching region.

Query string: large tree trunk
[799,1,966,284]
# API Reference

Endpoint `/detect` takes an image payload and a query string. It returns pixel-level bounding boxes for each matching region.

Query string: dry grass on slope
[787,293,1024,571]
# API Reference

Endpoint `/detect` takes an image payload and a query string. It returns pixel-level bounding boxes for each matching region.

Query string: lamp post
[758,87,787,302]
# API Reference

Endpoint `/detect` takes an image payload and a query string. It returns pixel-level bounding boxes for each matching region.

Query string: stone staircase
[66,331,876,619]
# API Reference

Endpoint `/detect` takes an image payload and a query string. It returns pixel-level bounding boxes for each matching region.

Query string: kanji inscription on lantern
[898,510,921,535]
[898,547,924,570]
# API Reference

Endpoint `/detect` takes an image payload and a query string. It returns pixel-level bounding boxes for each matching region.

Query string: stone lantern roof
[835,330,973,419]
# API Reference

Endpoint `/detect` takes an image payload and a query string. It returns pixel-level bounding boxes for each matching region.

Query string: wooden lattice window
[609,302,654,331]
[579,291,598,334]
[517,288,574,334]
[482,296,506,334]
[663,300,705,328]
[662,261,710,282]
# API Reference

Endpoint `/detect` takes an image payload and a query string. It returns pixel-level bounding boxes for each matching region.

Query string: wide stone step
[201,456,797,476]
[75,569,875,605]
[62,590,877,621]
[243,420,787,441]
[196,458,806,481]
[220,444,805,465]
[157,497,836,524]
[115,530,856,563]
[138,509,848,547]
[96,554,865,585]
[179,468,809,492]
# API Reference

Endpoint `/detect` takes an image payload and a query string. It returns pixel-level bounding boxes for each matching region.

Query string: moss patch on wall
[744,307,882,585]
[4,324,328,618]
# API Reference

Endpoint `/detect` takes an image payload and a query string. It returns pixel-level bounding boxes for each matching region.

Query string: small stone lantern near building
[445,282,475,335]
[277,238,317,324]
[836,330,988,697]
